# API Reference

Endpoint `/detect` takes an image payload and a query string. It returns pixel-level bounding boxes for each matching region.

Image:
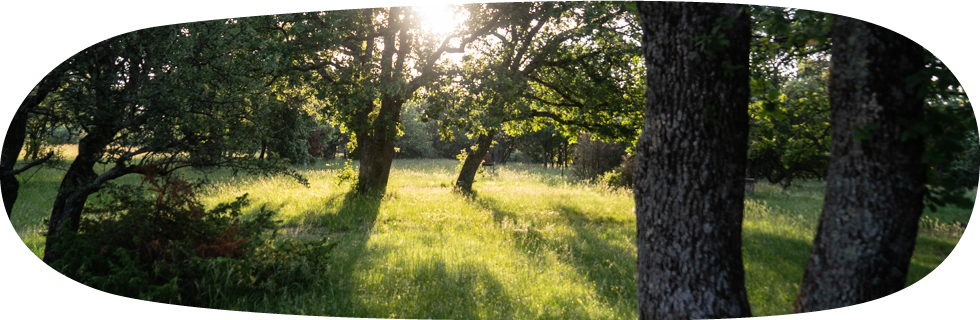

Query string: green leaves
[748,54,831,188]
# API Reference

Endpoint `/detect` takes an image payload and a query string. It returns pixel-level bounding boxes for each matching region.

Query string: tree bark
[354,98,403,195]
[634,3,752,319]
[42,132,113,263]
[1,108,30,218]
[793,16,926,313]
[455,129,496,193]
[2,68,63,217]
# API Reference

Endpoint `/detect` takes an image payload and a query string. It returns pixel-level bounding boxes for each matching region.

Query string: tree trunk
[354,98,403,195]
[42,133,113,263]
[2,68,63,217]
[455,129,496,193]
[634,3,752,319]
[355,131,396,195]
[793,16,926,313]
[1,108,29,217]
[259,139,267,160]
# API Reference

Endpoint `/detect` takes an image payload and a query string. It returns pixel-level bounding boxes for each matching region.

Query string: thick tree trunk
[634,3,752,319]
[455,129,496,193]
[42,133,113,263]
[793,16,926,313]
[354,98,403,195]
[355,131,397,195]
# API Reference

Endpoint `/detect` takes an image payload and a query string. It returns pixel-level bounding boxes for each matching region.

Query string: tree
[634,2,752,318]
[39,20,302,263]
[746,7,834,188]
[260,6,501,195]
[395,101,439,159]
[424,2,643,192]
[748,57,832,188]
[1,65,66,217]
[793,16,928,312]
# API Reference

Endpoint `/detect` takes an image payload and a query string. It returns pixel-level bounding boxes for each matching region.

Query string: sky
[1,1,977,320]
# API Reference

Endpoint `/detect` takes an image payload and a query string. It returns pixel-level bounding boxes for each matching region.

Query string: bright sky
[416,4,458,36]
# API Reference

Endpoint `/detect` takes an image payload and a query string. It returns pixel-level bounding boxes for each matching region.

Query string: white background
[1,1,976,319]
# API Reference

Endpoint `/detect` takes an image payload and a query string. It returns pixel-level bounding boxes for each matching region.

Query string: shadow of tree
[299,191,383,316]
[548,202,637,309]
[355,253,518,319]
[471,194,638,315]
[741,229,811,315]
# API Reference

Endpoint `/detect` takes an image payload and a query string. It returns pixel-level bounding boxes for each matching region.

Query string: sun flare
[416,5,459,36]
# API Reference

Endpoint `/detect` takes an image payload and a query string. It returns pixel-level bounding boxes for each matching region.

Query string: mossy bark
[634,3,752,319]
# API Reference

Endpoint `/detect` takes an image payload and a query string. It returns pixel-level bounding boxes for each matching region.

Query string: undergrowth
[48,171,335,307]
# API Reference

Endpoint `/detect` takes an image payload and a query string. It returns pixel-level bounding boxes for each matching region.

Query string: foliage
[915,53,978,209]
[306,124,346,161]
[507,150,529,163]
[334,159,357,187]
[513,124,572,166]
[48,174,333,307]
[396,101,439,159]
[946,133,980,189]
[747,57,831,188]
[260,104,319,165]
[423,2,644,155]
[746,7,834,189]
[599,155,636,189]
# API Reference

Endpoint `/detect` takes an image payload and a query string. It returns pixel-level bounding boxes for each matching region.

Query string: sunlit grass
[8,151,971,318]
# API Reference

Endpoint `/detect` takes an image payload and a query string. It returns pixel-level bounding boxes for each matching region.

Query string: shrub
[508,150,529,164]
[599,155,635,189]
[49,171,334,307]
[572,134,626,180]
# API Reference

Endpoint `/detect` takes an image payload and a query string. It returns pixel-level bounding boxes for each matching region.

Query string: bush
[49,171,334,307]
[599,155,635,189]
[572,134,626,180]
[508,150,529,163]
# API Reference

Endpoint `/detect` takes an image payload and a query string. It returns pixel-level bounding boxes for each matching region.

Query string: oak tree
[634,2,753,318]
[793,15,928,312]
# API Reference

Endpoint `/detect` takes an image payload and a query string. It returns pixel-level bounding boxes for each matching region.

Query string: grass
[7,151,973,318]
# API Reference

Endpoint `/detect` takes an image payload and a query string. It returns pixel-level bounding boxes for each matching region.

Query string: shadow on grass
[256,190,384,316]
[356,253,517,319]
[742,230,811,284]
[740,230,811,316]
[470,195,637,315]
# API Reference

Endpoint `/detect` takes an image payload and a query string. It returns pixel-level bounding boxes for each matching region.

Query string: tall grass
[7,153,972,318]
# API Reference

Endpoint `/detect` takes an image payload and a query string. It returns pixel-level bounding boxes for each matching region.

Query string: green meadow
[9,147,972,318]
